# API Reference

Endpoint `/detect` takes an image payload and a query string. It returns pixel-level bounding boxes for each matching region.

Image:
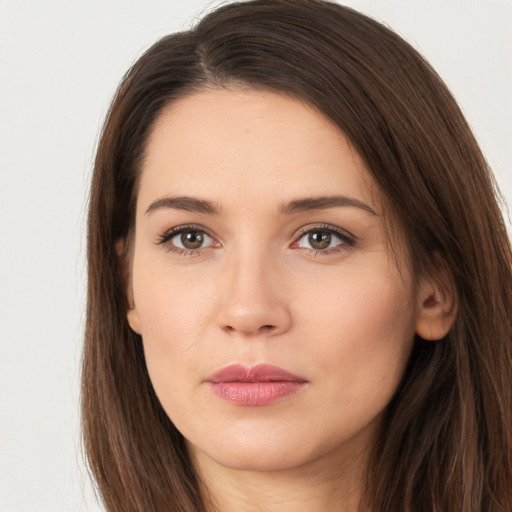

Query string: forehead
[138,87,379,214]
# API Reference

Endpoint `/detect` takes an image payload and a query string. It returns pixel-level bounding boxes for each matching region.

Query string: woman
[82,1,512,510]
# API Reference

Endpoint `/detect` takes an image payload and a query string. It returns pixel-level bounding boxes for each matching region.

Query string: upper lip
[206,364,308,383]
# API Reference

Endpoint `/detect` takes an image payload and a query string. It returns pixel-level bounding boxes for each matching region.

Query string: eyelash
[156,223,356,256]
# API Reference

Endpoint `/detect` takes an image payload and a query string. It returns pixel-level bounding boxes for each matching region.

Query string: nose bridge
[218,238,291,336]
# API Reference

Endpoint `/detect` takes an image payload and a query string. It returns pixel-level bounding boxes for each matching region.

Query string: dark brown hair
[82,1,512,510]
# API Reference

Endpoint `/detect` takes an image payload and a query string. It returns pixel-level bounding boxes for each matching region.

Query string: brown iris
[181,230,205,249]
[308,231,331,250]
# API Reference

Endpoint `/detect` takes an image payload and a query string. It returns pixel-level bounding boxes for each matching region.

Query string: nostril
[222,323,277,336]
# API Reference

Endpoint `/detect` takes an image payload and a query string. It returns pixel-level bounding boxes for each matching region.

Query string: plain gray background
[1,1,511,510]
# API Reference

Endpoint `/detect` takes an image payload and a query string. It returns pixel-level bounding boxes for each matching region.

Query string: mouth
[205,364,308,406]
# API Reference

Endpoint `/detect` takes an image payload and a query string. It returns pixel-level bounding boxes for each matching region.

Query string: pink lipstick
[206,364,307,406]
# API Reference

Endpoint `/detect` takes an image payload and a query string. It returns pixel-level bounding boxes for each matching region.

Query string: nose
[217,248,292,338]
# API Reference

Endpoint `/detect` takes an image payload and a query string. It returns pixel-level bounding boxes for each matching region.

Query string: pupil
[181,231,204,249]
[309,231,331,250]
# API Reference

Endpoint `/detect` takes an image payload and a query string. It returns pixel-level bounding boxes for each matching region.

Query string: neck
[192,444,370,512]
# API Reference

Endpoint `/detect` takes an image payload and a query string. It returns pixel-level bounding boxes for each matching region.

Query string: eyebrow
[145,194,377,217]
[146,196,221,215]
[279,195,377,216]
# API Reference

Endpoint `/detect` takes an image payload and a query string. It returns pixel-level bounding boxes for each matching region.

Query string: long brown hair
[82,1,512,510]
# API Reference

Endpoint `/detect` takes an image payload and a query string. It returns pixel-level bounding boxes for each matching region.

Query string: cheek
[298,265,416,396]
[131,255,216,384]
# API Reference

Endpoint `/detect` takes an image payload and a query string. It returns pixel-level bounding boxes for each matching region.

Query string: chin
[187,428,308,471]
[186,424,330,474]
[196,444,310,473]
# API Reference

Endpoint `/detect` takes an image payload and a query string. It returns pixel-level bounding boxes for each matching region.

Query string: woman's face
[127,88,420,474]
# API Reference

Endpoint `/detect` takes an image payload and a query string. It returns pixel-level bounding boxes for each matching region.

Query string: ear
[115,239,141,334]
[415,257,458,341]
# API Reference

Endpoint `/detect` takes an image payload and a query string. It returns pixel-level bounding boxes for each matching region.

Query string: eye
[294,226,355,253]
[172,229,211,250]
[157,225,216,254]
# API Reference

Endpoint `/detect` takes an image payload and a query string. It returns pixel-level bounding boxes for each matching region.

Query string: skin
[125,88,455,512]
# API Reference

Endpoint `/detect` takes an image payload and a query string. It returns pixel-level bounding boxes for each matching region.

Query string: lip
[206,364,308,406]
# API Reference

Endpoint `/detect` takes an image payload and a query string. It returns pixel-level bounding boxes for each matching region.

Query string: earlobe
[127,307,141,335]
[415,263,458,341]
[115,238,141,335]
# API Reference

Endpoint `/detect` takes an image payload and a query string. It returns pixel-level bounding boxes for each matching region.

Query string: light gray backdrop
[1,1,510,511]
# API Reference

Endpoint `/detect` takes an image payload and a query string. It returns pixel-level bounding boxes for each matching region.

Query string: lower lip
[209,381,306,406]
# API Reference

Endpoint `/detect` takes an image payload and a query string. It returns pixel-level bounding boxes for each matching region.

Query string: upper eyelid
[157,223,214,242]
[293,223,356,241]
